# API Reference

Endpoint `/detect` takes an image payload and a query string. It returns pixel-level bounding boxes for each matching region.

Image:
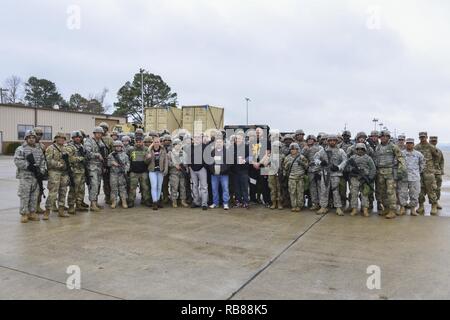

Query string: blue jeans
[211,175,230,206]
[149,171,164,202]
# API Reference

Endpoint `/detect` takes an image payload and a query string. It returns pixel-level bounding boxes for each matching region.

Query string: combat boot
[181,200,189,208]
[76,203,88,212]
[291,207,296,212]
[28,212,40,221]
[385,210,396,219]
[363,208,370,217]
[317,207,328,215]
[278,202,284,210]
[310,204,319,211]
[411,207,419,216]
[111,199,117,209]
[431,204,439,216]
[21,214,29,223]
[58,207,70,218]
[437,202,443,210]
[43,209,50,220]
[398,206,406,216]
[90,201,101,212]
[80,201,90,209]
[417,204,425,215]
[68,206,76,215]
[296,207,302,212]
[270,201,277,210]
[336,208,344,216]
[172,200,178,208]
[36,206,45,214]
[121,198,128,209]
[350,208,358,216]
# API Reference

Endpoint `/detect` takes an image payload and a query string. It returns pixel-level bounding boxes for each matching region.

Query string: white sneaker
[209,204,218,209]
[224,204,229,210]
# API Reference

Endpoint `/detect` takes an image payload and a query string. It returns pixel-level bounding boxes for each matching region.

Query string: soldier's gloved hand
[320,160,328,167]
[62,153,69,161]
[330,165,339,172]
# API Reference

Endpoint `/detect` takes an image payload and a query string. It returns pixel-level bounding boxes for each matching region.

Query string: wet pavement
[1,154,449,300]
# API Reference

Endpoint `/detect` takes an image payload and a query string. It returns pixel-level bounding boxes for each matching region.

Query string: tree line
[1,70,178,121]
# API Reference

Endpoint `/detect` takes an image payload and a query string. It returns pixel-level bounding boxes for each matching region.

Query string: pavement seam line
[0,264,126,300]
[227,213,328,300]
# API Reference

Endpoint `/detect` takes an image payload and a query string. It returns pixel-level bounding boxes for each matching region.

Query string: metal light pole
[372,118,379,131]
[379,123,383,132]
[140,68,145,123]
[245,97,251,126]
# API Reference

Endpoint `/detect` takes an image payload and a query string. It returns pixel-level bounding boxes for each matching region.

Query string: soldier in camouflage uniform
[44,132,70,219]
[122,135,134,155]
[374,130,406,219]
[415,132,440,215]
[367,130,381,211]
[302,135,323,211]
[283,143,309,212]
[314,135,348,216]
[99,122,113,204]
[33,127,47,214]
[280,134,294,207]
[84,127,107,212]
[397,135,406,151]
[429,136,444,210]
[168,138,189,208]
[162,134,173,204]
[66,131,88,214]
[347,143,376,217]
[294,130,307,150]
[108,141,130,209]
[398,138,424,216]
[261,140,285,210]
[14,130,46,223]
[346,132,374,158]
[128,136,151,207]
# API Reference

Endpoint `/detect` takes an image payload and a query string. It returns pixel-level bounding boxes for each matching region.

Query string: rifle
[112,152,129,185]
[26,153,45,198]
[53,144,75,187]
[96,139,110,175]
[78,145,91,187]
[347,158,375,193]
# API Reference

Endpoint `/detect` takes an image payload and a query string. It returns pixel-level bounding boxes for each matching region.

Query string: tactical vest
[130,146,148,173]
[376,143,396,168]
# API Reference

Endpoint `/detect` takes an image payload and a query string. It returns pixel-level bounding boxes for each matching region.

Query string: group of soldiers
[14,123,445,223]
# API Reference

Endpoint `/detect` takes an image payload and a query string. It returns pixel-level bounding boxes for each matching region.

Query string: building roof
[0,103,123,118]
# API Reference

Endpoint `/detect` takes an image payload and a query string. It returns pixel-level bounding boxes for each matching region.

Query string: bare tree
[4,75,23,103]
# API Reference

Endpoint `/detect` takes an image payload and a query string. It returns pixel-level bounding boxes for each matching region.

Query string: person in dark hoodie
[208,136,230,210]
[233,131,251,209]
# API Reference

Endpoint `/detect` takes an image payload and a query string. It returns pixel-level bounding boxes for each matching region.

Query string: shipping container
[181,105,224,135]
[144,106,182,134]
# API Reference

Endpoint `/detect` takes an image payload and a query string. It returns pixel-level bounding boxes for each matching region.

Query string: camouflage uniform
[414,139,439,207]
[314,142,348,210]
[45,141,70,212]
[128,144,151,206]
[430,137,444,204]
[84,136,106,202]
[262,143,285,208]
[66,138,87,210]
[398,148,424,208]
[302,141,324,209]
[283,145,309,210]
[14,139,46,217]
[168,143,188,202]
[101,135,113,203]
[348,152,376,209]
[107,149,130,202]
[374,137,405,213]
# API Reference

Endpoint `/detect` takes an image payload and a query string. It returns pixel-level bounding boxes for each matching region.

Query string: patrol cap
[289,142,300,150]
[295,129,305,135]
[93,126,104,134]
[429,136,438,141]
[419,132,428,137]
[113,141,123,147]
[406,138,415,144]
[355,143,367,150]
[327,134,338,141]
[398,135,406,140]
[54,132,66,140]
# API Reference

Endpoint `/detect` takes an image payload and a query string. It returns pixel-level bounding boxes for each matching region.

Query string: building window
[17,125,34,140]
[41,126,52,141]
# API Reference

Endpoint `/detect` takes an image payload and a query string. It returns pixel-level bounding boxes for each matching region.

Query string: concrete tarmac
[1,155,449,300]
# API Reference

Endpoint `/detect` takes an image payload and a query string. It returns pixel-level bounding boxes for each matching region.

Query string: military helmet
[295,129,305,136]
[110,131,118,137]
[54,132,66,140]
[135,128,144,135]
[98,122,109,130]
[398,135,406,140]
[148,130,158,137]
[113,141,123,147]
[327,134,338,141]
[93,126,104,134]
[355,143,367,151]
[163,134,172,142]
[144,136,153,143]
[289,142,300,150]
[172,138,182,146]
[342,130,351,137]
[306,134,317,141]
[121,135,130,142]
[356,132,368,140]
[24,130,36,140]
[380,130,391,137]
[79,129,86,138]
[34,127,43,135]
[283,134,294,141]
[71,131,83,138]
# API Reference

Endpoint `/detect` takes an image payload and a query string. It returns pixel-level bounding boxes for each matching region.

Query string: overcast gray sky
[1,0,449,141]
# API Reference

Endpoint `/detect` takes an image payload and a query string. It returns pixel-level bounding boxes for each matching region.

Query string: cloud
[1,0,450,141]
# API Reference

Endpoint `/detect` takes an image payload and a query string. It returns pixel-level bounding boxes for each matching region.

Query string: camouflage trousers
[419,173,437,205]
[129,172,150,204]
[18,176,39,215]
[319,175,342,209]
[268,175,282,203]
[289,177,304,208]
[340,179,349,207]
[435,174,442,201]
[377,169,397,210]
[45,171,69,209]
[398,180,420,207]
[88,166,102,202]
[307,172,321,206]
[110,172,128,201]
[102,169,111,202]
[349,177,371,209]
[169,171,187,201]
[68,172,86,207]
